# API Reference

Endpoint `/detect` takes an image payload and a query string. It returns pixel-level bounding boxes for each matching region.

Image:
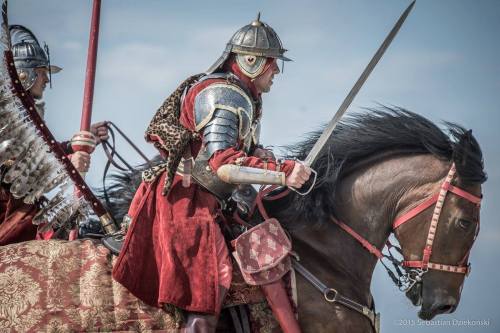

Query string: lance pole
[72,0,101,159]
[80,0,101,131]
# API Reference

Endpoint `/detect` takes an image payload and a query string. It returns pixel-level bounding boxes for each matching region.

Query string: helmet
[206,13,291,78]
[9,25,61,90]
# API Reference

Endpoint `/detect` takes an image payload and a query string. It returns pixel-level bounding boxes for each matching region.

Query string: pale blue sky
[9,1,500,332]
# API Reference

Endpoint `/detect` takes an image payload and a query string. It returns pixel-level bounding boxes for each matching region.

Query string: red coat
[112,69,294,314]
[0,184,38,245]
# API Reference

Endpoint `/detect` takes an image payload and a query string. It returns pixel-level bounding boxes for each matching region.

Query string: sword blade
[304,1,416,167]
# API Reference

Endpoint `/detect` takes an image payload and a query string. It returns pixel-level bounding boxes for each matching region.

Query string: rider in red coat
[0,25,108,245]
[113,15,310,332]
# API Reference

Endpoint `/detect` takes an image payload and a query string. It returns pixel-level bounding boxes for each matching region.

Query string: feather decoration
[0,0,105,233]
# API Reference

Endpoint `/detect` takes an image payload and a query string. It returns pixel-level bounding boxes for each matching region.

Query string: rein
[100,122,153,209]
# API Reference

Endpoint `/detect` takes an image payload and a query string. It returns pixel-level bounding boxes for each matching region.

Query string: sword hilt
[288,167,317,196]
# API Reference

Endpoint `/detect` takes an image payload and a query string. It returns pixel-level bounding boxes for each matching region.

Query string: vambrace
[217,164,286,186]
[203,109,239,156]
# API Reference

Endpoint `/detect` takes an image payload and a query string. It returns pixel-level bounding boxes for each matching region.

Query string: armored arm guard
[217,164,286,186]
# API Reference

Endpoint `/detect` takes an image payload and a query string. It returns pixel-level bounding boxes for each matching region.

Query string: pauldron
[193,81,257,156]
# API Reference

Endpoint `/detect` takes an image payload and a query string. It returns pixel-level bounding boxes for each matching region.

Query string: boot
[261,279,301,333]
[182,313,218,333]
[182,286,228,333]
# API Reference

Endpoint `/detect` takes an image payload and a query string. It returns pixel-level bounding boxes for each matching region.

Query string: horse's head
[393,129,485,320]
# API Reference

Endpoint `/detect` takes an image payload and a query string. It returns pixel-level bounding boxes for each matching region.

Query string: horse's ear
[452,129,487,185]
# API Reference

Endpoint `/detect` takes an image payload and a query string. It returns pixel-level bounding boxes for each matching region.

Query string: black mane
[274,106,486,226]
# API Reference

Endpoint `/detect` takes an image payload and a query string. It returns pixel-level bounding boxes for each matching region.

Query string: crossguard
[289,167,318,196]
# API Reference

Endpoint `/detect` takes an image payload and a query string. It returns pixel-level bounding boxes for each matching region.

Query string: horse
[260,107,485,332]
[0,108,485,332]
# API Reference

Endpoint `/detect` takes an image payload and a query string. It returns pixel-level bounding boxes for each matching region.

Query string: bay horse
[0,108,485,332]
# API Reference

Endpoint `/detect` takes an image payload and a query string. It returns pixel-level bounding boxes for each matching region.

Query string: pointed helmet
[206,13,291,78]
[9,25,61,90]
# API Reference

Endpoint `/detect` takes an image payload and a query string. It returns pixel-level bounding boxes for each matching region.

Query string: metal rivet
[50,140,55,144]
[82,185,86,189]
[72,170,75,174]
[15,80,19,83]
[40,124,44,127]
[94,202,98,206]
[29,107,33,110]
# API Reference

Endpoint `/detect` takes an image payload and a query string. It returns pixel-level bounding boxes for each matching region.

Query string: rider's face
[253,59,280,94]
[29,67,49,99]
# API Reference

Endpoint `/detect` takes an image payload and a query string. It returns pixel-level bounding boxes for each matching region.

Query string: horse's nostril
[437,304,454,314]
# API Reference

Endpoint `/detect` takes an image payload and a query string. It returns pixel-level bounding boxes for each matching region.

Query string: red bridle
[392,163,481,275]
[331,163,482,276]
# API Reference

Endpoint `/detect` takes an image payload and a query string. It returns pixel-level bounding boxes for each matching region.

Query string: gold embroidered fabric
[0,239,282,332]
[0,240,178,332]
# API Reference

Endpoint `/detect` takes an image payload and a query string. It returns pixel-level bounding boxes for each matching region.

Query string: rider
[0,25,109,245]
[113,15,311,332]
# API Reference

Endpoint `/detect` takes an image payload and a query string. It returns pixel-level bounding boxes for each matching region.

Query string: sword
[302,1,415,168]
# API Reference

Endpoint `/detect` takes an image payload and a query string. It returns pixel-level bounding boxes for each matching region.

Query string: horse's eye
[456,218,472,230]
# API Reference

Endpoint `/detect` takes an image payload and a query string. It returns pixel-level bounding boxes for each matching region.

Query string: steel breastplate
[190,72,260,200]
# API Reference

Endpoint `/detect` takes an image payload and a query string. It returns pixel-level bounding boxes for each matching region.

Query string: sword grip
[288,168,317,196]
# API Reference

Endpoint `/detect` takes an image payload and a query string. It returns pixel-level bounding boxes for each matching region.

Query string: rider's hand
[285,161,312,189]
[90,121,109,144]
[253,147,275,160]
[71,151,91,173]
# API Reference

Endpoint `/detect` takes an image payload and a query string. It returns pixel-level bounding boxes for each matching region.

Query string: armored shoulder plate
[194,82,254,140]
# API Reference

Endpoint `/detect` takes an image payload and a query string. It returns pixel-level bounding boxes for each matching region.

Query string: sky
[8,1,500,332]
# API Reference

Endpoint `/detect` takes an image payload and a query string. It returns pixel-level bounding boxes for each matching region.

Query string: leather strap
[393,194,439,229]
[442,182,482,205]
[292,259,379,331]
[331,217,383,259]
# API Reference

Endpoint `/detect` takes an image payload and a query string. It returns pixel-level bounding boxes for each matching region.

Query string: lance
[71,0,100,157]
[72,0,119,235]
[81,0,101,132]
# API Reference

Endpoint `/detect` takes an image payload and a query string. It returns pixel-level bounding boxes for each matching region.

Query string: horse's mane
[92,107,486,229]
[275,106,486,226]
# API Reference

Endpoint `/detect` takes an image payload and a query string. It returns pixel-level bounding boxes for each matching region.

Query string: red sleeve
[208,147,295,177]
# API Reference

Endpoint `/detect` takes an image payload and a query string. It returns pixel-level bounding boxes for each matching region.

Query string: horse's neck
[292,154,450,307]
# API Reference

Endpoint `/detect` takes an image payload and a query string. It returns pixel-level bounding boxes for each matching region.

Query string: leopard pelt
[142,73,204,195]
